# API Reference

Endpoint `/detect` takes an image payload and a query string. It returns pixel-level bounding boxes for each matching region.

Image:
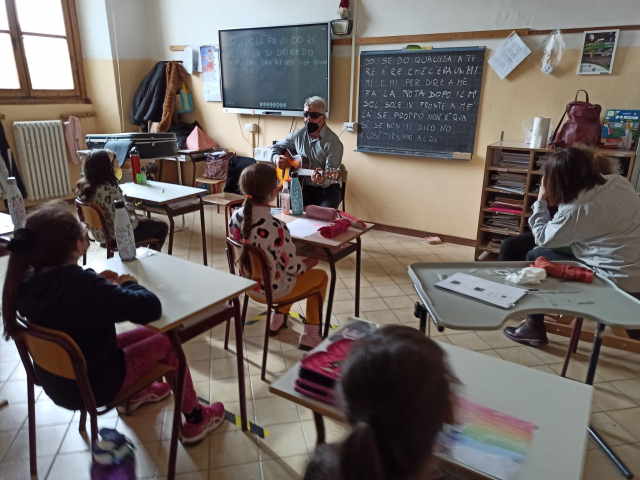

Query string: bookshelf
[474,142,637,260]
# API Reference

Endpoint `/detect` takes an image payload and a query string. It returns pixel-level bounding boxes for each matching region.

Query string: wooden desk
[275,213,375,336]
[270,319,592,480]
[409,261,640,479]
[121,181,208,265]
[90,250,256,480]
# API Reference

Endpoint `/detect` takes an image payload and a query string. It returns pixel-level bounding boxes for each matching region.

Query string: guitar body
[275,149,340,190]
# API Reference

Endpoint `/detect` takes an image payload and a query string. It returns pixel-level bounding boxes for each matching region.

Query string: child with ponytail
[228,163,328,350]
[3,202,224,444]
[304,325,457,480]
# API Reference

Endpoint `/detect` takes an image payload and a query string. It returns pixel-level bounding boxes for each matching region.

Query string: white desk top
[88,249,256,333]
[275,213,374,248]
[120,181,203,205]
[0,213,14,236]
[409,261,640,329]
[270,319,592,480]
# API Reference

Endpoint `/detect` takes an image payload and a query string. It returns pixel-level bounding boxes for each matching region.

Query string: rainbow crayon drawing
[437,397,537,480]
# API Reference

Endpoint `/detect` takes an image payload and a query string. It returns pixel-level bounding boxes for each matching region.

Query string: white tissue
[505,267,547,285]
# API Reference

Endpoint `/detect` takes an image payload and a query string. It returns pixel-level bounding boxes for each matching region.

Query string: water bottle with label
[7,177,26,229]
[114,200,136,261]
[280,180,291,215]
[290,172,303,215]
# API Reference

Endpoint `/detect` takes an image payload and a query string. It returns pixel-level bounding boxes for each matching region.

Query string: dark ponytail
[329,325,456,480]
[236,163,278,277]
[339,421,385,480]
[2,202,85,340]
[77,149,120,201]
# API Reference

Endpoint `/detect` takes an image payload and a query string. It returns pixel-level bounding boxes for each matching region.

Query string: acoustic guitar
[275,149,340,190]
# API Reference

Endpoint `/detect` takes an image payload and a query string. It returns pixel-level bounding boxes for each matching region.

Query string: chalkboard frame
[357,46,486,161]
[218,22,331,118]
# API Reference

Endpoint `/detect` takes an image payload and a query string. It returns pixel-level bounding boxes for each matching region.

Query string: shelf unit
[474,142,637,260]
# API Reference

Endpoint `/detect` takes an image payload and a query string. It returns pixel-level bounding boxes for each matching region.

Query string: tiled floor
[1,209,640,479]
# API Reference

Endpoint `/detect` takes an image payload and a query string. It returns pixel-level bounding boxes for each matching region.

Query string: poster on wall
[578,30,619,75]
[200,45,221,101]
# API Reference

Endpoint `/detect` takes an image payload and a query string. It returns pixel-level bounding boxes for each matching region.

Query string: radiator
[13,121,73,201]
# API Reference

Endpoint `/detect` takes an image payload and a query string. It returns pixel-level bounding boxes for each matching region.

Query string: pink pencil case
[306,205,339,221]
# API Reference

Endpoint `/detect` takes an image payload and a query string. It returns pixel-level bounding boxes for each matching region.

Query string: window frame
[0,0,89,105]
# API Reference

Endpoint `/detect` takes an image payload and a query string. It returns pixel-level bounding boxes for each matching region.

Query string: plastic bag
[538,30,565,75]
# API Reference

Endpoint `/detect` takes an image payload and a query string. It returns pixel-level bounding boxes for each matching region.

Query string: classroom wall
[137,0,640,240]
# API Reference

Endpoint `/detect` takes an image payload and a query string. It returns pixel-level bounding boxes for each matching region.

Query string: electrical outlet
[343,122,357,133]
[245,123,258,132]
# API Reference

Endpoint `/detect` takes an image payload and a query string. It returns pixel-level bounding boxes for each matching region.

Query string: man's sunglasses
[303,111,324,120]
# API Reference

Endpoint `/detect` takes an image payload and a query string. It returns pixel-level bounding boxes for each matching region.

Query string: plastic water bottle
[280,181,291,215]
[290,172,303,215]
[114,200,136,261]
[6,177,26,229]
[90,428,136,480]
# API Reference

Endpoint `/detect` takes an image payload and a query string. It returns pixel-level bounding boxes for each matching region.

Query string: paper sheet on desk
[286,218,330,238]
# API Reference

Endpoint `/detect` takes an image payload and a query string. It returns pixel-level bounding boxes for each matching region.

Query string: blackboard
[218,23,330,116]
[357,47,485,160]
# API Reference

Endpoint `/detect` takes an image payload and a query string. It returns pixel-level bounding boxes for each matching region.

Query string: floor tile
[209,462,261,480]
[366,275,396,287]
[548,362,605,384]
[258,422,308,460]
[210,376,250,404]
[359,297,390,312]
[115,410,165,445]
[363,310,401,325]
[254,396,300,426]
[592,382,638,411]
[495,346,546,367]
[209,430,259,468]
[373,285,405,297]
[382,295,414,310]
[607,407,640,440]
[0,455,54,480]
[262,453,310,480]
[300,419,350,452]
[211,357,248,380]
[0,429,17,460]
[0,361,18,382]
[476,330,521,349]
[476,349,502,359]
[349,286,380,299]
[156,436,210,476]
[4,424,68,462]
[47,451,92,480]
[446,333,490,351]
[0,403,28,431]
[591,411,638,445]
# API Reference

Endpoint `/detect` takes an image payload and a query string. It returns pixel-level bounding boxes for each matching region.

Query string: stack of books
[483,213,520,234]
[535,153,552,171]
[490,172,526,194]
[487,237,504,250]
[498,152,530,170]
[488,197,523,214]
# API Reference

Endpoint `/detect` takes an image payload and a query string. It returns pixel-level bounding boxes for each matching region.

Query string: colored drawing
[438,397,537,480]
[578,30,619,75]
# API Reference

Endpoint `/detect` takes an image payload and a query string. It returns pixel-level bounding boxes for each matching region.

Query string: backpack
[550,90,601,148]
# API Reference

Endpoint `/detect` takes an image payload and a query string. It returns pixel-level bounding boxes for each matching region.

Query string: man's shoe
[504,321,549,346]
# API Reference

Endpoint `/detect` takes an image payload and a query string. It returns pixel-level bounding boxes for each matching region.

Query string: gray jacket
[530,174,640,292]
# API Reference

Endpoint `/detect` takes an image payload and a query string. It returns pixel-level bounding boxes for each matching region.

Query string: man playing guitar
[271,96,344,209]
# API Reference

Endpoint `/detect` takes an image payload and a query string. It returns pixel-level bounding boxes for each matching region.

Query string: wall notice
[200,45,221,102]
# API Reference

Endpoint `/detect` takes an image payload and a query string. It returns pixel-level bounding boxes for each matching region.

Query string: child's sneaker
[182,402,225,445]
[298,323,323,351]
[117,382,172,414]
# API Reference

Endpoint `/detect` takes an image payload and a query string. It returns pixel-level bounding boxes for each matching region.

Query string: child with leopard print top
[229,163,328,350]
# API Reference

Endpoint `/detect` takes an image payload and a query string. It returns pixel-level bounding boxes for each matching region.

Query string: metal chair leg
[241,294,249,334]
[561,318,583,378]
[261,308,272,381]
[27,377,37,476]
[79,409,87,433]
[223,318,231,350]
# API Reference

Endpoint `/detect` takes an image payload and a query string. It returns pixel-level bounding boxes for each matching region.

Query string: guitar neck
[296,168,316,177]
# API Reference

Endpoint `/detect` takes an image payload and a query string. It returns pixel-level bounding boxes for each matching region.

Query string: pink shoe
[182,402,225,445]
[117,382,172,414]
[298,323,323,351]
[270,313,287,336]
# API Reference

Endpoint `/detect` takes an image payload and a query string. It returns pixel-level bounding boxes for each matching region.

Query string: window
[0,0,88,104]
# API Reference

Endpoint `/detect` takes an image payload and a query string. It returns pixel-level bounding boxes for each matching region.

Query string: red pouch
[318,218,351,238]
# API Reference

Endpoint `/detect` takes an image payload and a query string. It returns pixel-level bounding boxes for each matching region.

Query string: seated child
[304,325,457,480]
[2,202,222,444]
[77,149,168,250]
[228,163,328,350]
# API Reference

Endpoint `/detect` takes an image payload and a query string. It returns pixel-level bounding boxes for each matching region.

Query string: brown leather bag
[550,90,602,148]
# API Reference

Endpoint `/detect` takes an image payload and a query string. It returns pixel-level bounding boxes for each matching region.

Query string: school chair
[340,164,348,212]
[225,236,324,380]
[13,316,175,477]
[224,199,245,237]
[75,198,161,264]
[195,177,226,212]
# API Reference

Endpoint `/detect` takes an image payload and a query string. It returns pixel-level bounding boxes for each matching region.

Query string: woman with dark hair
[304,325,457,480]
[504,147,640,345]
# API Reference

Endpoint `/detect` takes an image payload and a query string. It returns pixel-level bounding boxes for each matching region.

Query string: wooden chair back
[226,236,273,306]
[224,199,245,237]
[75,198,114,247]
